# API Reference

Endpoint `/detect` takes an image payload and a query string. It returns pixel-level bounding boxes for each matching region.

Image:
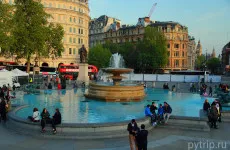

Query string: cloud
[196,6,229,22]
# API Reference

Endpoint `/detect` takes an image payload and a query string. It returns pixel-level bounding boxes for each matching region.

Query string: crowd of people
[0,84,15,122]
[145,102,172,126]
[27,108,62,134]
[203,99,222,129]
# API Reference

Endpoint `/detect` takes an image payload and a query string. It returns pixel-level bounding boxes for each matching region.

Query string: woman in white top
[28,108,40,122]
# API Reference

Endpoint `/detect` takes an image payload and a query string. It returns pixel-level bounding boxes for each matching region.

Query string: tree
[195,55,206,70]
[207,57,221,74]
[0,2,14,59]
[88,44,112,69]
[136,27,168,73]
[12,0,64,72]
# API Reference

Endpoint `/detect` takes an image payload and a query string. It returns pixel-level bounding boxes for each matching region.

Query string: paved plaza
[0,121,229,150]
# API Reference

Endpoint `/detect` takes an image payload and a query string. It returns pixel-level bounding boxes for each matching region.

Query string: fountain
[85,53,145,102]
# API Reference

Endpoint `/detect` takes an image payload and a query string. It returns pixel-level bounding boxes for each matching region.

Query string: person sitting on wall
[40,108,52,133]
[52,108,62,134]
[28,108,40,122]
[163,102,172,124]
[157,104,164,124]
[145,105,156,126]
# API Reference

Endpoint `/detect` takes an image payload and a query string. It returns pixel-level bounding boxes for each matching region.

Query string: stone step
[156,122,210,132]
[4,120,153,140]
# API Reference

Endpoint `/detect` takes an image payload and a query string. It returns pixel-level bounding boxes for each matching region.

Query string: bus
[6,65,56,74]
[58,64,98,80]
[170,70,209,75]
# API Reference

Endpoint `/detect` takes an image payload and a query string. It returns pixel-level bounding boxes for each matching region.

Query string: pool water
[14,88,220,123]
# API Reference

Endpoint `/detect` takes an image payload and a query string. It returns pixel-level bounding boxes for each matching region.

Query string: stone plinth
[77,63,89,84]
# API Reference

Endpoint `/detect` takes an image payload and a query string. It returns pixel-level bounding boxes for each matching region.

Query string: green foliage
[207,57,221,74]
[0,0,64,72]
[88,44,112,69]
[136,27,168,72]
[195,55,206,70]
[0,2,14,58]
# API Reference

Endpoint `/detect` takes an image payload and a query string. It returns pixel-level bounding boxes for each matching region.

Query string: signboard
[59,68,79,72]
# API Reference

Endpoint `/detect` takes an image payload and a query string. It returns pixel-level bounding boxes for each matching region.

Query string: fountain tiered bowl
[84,53,145,102]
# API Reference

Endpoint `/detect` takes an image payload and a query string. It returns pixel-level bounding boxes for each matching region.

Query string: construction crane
[148,3,157,18]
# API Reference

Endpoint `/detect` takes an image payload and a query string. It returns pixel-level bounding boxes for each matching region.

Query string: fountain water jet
[85,53,145,102]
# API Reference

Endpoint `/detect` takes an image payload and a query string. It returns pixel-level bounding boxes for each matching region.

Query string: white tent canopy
[0,69,9,72]
[0,72,13,87]
[11,68,29,76]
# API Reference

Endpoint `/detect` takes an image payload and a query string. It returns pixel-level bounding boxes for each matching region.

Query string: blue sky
[89,0,230,55]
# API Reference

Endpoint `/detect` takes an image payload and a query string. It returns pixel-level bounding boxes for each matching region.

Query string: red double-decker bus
[58,64,98,80]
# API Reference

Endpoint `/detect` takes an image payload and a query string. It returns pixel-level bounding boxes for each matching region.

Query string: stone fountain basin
[102,68,133,74]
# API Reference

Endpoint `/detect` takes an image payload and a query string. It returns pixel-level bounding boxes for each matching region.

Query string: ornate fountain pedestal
[77,63,89,85]
[85,68,145,102]
[85,83,145,102]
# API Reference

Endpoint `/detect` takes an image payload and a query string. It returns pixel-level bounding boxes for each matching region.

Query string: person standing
[127,119,139,150]
[136,124,148,150]
[203,99,211,114]
[163,102,172,124]
[0,99,7,122]
[209,86,213,97]
[209,103,218,129]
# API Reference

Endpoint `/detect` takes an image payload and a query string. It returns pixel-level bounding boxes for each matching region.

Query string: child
[157,104,164,124]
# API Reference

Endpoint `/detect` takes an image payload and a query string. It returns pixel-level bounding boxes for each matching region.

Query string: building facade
[222,41,230,72]
[89,15,120,48]
[187,36,196,70]
[2,0,90,67]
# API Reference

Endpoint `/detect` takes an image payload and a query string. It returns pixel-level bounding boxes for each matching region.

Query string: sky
[89,0,230,56]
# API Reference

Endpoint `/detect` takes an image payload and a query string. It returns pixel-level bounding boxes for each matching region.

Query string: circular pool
[13,88,218,123]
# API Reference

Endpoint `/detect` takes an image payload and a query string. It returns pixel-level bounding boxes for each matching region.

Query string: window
[174,44,179,48]
[70,6,72,9]
[182,44,184,49]
[167,51,170,56]
[58,15,61,21]
[69,48,72,55]
[73,38,76,43]
[49,3,52,7]
[63,4,65,9]
[182,51,185,57]
[73,28,76,33]
[78,29,81,34]
[81,39,83,44]
[78,38,81,44]
[81,29,83,34]
[69,17,72,22]
[167,27,171,32]
[182,60,185,67]
[73,48,76,54]
[174,60,179,67]
[58,4,61,8]
[69,37,72,43]
[174,51,179,57]
[167,44,170,48]
[69,27,72,33]
[9,0,13,4]
[74,7,76,11]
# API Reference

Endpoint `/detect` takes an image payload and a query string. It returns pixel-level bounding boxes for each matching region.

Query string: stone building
[222,41,230,71]
[89,15,120,47]
[1,0,90,67]
[150,21,189,71]
[196,40,202,56]
[187,36,196,70]
[211,48,216,58]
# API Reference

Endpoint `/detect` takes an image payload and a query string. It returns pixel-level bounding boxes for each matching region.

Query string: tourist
[145,105,155,126]
[52,108,62,134]
[48,83,52,89]
[172,85,176,92]
[209,103,218,129]
[203,99,211,115]
[209,86,213,97]
[127,119,139,150]
[28,108,40,122]
[40,108,51,132]
[157,104,164,124]
[0,99,7,122]
[150,102,157,125]
[163,102,172,124]
[136,124,148,150]
[190,83,193,92]
[212,100,222,123]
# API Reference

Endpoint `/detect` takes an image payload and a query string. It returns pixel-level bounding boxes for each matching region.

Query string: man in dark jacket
[136,124,148,150]
[209,103,218,129]
[163,102,172,124]
[127,119,139,150]
[150,102,157,125]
